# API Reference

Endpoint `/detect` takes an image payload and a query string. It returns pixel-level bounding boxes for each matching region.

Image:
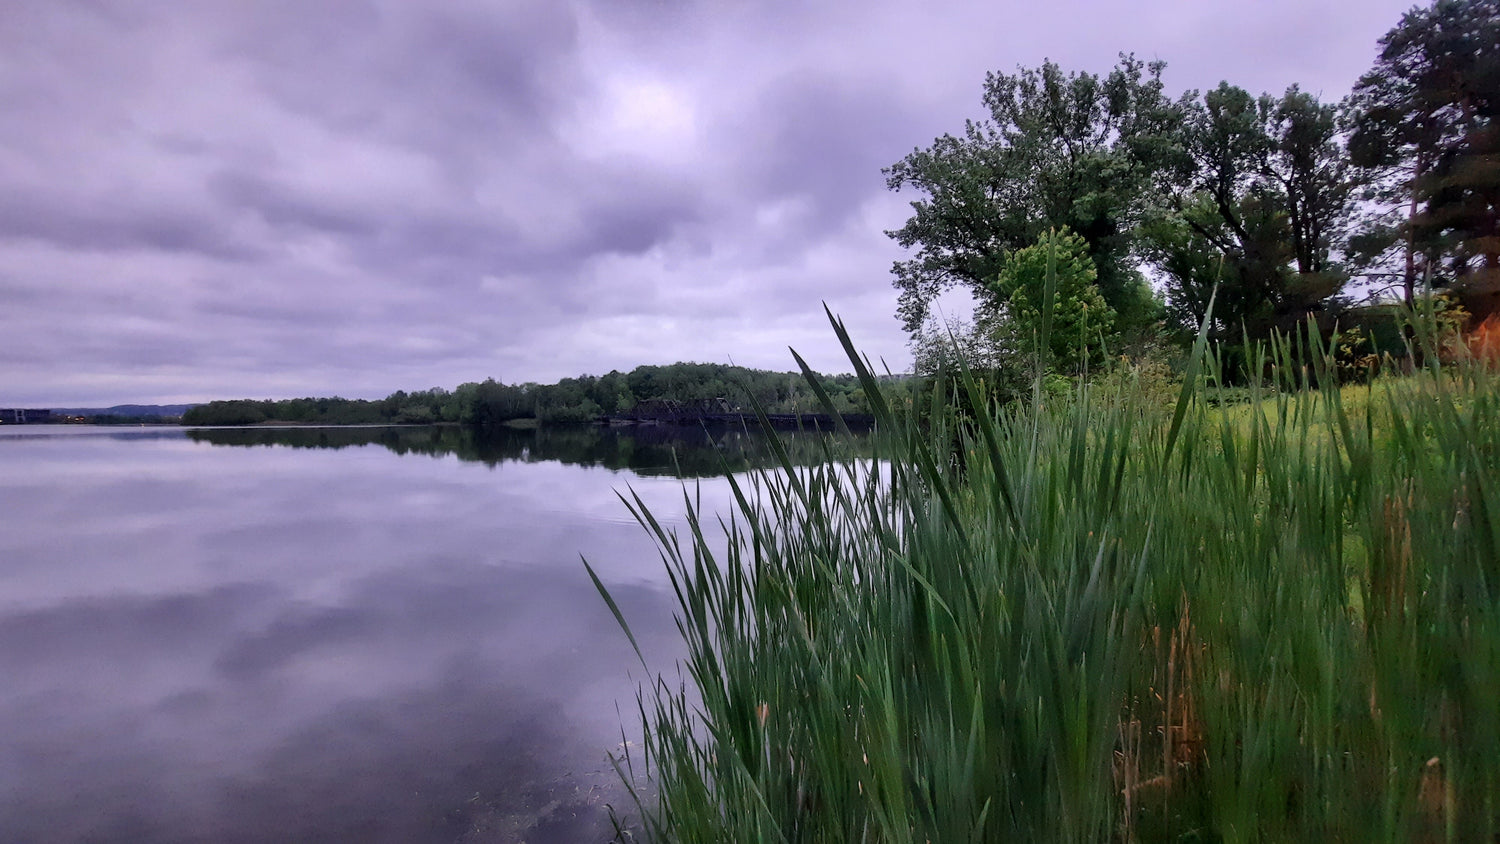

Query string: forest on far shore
[180,361,879,427]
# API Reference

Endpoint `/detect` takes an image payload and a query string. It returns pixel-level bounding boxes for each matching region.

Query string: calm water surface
[0,424,804,842]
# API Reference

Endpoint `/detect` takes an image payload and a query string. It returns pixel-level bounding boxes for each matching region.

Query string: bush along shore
[590,296,1499,842]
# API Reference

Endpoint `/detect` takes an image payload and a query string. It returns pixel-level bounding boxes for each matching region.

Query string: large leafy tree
[1267,87,1353,281]
[884,55,1187,335]
[1140,197,1240,334]
[1148,83,1352,338]
[1347,0,1500,316]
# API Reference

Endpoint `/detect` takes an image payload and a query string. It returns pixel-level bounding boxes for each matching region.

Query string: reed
[590,301,1499,842]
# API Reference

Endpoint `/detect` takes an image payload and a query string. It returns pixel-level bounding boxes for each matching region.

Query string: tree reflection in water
[187,423,871,479]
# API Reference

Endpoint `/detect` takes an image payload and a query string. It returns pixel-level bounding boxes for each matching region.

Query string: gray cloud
[0,0,1418,405]
[0,185,263,260]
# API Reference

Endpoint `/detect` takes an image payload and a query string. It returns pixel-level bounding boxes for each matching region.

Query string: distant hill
[52,404,198,418]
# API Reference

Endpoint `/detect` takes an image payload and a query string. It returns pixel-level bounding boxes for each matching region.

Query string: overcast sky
[1,0,1415,406]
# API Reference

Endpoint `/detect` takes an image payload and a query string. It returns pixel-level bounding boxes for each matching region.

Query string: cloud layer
[0,0,1414,405]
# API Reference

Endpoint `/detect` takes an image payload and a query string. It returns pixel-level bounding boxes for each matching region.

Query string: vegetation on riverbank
[595,300,1499,840]
[180,362,880,427]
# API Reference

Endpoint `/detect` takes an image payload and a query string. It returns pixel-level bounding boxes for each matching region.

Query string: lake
[0,423,822,842]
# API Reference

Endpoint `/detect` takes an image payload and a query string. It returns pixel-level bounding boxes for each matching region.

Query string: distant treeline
[84,414,182,425]
[181,362,881,427]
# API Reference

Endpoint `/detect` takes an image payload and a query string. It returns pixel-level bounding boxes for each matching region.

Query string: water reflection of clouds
[0,562,679,841]
[0,429,691,841]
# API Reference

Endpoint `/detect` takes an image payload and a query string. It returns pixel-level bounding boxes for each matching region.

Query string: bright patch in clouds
[609,77,697,150]
[0,0,1417,405]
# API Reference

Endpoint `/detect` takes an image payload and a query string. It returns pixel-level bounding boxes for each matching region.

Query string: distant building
[0,409,52,424]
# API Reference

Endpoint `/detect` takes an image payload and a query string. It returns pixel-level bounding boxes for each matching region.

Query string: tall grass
[591,306,1499,842]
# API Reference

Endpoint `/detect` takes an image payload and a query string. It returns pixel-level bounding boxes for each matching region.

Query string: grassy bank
[593,313,1498,842]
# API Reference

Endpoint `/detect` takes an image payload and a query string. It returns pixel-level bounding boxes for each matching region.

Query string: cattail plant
[589,253,1499,841]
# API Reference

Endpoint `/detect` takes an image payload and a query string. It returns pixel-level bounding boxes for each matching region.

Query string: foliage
[886,0,1497,367]
[1139,196,1228,332]
[1267,87,1353,279]
[1399,289,1474,363]
[595,311,1500,843]
[1146,83,1353,339]
[182,399,272,426]
[81,413,181,425]
[984,227,1116,375]
[884,55,1187,335]
[1346,0,1500,311]
[181,364,882,428]
[1332,325,1377,383]
[909,315,1005,377]
[1091,348,1180,408]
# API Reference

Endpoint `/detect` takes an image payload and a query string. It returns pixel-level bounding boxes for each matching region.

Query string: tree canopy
[884,55,1185,335]
[887,0,1500,361]
[1148,83,1353,338]
[1347,0,1500,317]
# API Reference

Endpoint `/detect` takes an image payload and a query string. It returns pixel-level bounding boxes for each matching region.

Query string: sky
[1,0,1418,407]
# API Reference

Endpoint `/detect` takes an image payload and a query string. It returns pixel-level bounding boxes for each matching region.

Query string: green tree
[983,228,1116,375]
[469,378,530,427]
[1347,0,1500,316]
[1150,83,1351,338]
[1140,199,1228,333]
[884,55,1188,336]
[182,400,267,426]
[445,382,480,423]
[394,405,436,424]
[1265,87,1352,283]
[910,315,1005,376]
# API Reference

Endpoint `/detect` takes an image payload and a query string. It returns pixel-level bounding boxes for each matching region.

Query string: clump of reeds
[590,286,1499,841]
